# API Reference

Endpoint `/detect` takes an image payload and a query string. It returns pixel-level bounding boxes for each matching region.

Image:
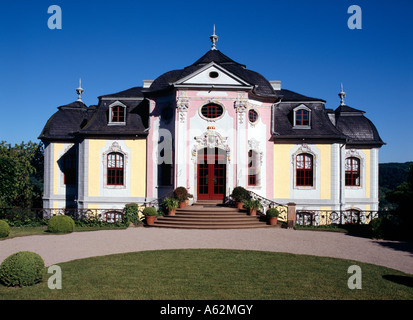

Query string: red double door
[197,148,226,201]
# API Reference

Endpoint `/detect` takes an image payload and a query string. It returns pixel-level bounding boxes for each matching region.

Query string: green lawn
[1,249,412,300]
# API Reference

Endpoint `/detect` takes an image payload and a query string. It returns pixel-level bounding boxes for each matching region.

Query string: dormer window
[293,105,311,128]
[109,102,126,125]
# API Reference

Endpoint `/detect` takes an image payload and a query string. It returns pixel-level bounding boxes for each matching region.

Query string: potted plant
[142,207,157,225]
[266,208,279,225]
[244,199,262,216]
[173,186,189,208]
[163,197,179,216]
[231,186,249,209]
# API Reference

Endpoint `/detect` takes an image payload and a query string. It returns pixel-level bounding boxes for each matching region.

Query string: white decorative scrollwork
[192,127,231,163]
[234,94,247,124]
[177,92,189,123]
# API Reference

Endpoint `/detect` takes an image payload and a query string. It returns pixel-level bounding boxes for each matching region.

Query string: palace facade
[39,32,384,217]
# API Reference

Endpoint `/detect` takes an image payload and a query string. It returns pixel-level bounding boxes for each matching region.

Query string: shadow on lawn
[382,275,413,288]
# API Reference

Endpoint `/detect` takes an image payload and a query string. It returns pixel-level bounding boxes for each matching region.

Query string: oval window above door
[200,103,224,120]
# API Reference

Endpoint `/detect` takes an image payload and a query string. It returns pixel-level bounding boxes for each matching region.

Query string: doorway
[197,148,226,200]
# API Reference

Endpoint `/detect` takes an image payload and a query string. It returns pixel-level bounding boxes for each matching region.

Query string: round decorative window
[248,109,258,123]
[201,103,224,119]
[209,71,219,78]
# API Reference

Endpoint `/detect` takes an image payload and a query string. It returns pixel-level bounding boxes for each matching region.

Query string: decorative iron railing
[243,190,289,222]
[144,189,175,210]
[296,209,380,226]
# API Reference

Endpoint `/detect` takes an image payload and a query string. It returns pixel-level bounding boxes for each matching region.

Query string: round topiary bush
[0,251,45,287]
[231,186,250,202]
[0,220,10,238]
[142,207,157,216]
[47,215,75,233]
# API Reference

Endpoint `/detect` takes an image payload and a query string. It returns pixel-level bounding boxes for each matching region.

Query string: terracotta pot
[168,208,176,216]
[179,201,186,209]
[236,202,243,209]
[268,217,278,226]
[249,209,257,216]
[146,216,156,225]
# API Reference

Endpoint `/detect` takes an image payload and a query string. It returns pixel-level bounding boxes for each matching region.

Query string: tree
[385,164,413,238]
[0,141,44,208]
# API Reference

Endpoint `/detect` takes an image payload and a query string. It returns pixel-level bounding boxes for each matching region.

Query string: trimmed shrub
[266,208,280,218]
[48,215,75,233]
[142,207,157,216]
[0,220,10,238]
[0,251,45,287]
[124,203,141,226]
[173,187,189,202]
[231,186,250,202]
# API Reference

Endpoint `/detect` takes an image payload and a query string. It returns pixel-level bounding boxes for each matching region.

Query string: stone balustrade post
[287,202,296,229]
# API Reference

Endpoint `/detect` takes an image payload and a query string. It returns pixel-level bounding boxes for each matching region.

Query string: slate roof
[39,90,149,141]
[272,102,348,141]
[146,49,278,98]
[38,101,89,141]
[274,89,325,102]
[40,49,383,147]
[77,98,148,137]
[99,86,144,99]
[334,105,384,146]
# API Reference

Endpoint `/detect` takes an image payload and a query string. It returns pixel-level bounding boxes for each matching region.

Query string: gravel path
[1,227,412,274]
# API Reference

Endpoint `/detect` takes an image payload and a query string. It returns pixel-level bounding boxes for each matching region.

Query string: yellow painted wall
[273,144,291,199]
[363,149,371,199]
[53,143,65,195]
[316,144,331,200]
[125,139,147,197]
[88,139,106,197]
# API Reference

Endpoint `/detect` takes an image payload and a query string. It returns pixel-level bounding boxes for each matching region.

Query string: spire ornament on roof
[338,83,346,106]
[210,24,218,50]
[76,78,84,102]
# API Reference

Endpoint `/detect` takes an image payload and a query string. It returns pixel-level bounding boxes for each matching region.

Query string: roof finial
[338,83,346,106]
[210,24,218,50]
[76,78,84,102]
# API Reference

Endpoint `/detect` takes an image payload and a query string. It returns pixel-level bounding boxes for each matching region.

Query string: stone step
[149,203,280,229]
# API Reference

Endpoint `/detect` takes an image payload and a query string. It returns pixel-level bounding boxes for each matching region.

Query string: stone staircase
[149,200,281,229]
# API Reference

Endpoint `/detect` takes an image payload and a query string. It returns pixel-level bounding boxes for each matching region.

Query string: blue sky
[0,0,412,163]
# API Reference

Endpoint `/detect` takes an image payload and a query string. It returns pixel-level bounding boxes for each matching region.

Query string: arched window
[296,153,313,186]
[248,150,259,186]
[295,109,310,126]
[111,105,125,123]
[107,152,124,185]
[345,157,360,186]
[201,103,224,119]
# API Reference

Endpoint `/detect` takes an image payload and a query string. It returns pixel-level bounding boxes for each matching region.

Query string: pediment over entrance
[173,62,252,88]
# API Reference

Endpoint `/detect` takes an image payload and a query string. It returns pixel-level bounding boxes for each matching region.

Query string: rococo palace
[39,29,384,226]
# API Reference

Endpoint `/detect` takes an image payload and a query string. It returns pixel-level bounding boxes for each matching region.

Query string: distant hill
[379,162,412,210]
[379,162,413,190]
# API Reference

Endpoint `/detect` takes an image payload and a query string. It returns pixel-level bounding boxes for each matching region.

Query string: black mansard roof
[146,49,278,98]
[39,91,148,141]
[334,105,384,146]
[39,49,383,147]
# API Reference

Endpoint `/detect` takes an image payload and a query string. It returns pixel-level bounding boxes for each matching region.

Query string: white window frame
[108,101,127,126]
